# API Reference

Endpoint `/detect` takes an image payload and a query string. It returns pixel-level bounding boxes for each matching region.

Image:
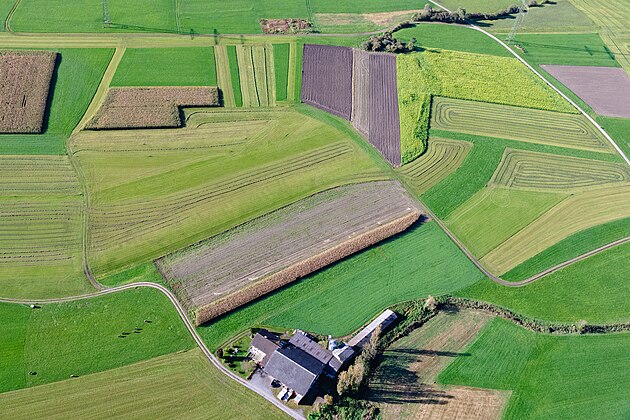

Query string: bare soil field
[85,86,220,129]
[368,53,402,166]
[352,49,370,136]
[157,181,420,325]
[541,65,630,118]
[301,44,353,120]
[369,309,508,420]
[0,50,57,133]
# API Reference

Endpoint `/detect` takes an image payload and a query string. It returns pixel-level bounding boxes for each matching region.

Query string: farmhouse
[249,310,398,402]
[249,330,356,402]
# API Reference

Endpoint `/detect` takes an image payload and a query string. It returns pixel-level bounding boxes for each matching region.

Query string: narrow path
[0,282,304,420]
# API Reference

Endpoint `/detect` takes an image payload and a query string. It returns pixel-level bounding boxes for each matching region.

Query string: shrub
[362,32,415,53]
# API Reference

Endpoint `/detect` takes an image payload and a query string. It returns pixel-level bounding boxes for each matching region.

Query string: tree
[337,360,365,396]
[362,325,382,363]
[425,295,437,312]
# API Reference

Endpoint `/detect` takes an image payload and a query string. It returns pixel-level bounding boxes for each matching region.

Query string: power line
[506,0,528,45]
[102,0,112,28]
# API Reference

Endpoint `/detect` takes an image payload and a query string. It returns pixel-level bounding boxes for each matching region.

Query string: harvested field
[0,50,57,134]
[0,156,86,299]
[157,181,420,325]
[214,46,236,107]
[235,44,276,107]
[490,148,630,192]
[73,108,387,276]
[85,86,220,129]
[301,44,353,120]
[481,185,630,274]
[352,49,370,136]
[398,138,472,195]
[368,53,402,166]
[541,65,630,118]
[431,97,611,152]
[369,309,508,420]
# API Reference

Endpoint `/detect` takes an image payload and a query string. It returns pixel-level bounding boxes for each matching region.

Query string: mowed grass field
[0,48,113,155]
[111,47,217,87]
[72,108,388,276]
[0,349,287,419]
[0,156,89,299]
[457,241,630,324]
[0,288,194,394]
[439,317,630,419]
[197,221,485,350]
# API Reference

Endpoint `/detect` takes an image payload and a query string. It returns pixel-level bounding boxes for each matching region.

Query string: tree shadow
[40,53,61,133]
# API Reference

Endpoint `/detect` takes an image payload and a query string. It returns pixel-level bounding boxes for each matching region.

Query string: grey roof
[348,309,398,347]
[289,332,333,365]
[250,330,280,367]
[333,346,356,363]
[265,347,325,396]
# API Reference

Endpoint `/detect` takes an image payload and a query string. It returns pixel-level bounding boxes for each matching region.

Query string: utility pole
[102,0,112,28]
[506,0,528,45]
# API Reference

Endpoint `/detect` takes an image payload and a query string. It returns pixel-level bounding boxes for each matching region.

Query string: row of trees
[412,1,553,24]
[362,32,416,53]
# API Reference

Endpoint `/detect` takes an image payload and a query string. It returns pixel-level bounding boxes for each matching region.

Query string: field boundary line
[417,202,630,287]
[74,46,126,133]
[0,281,303,419]
[426,0,630,166]
[4,0,21,33]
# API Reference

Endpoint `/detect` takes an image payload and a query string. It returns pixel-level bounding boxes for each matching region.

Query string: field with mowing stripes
[397,138,471,195]
[439,317,630,419]
[431,97,611,152]
[0,349,286,419]
[0,156,87,299]
[72,108,387,276]
[489,148,630,192]
[235,44,276,107]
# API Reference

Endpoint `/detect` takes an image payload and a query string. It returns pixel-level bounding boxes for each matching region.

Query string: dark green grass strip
[226,45,242,107]
[456,241,630,324]
[0,288,194,394]
[197,222,484,350]
[0,48,114,155]
[598,116,630,159]
[421,129,625,218]
[439,317,630,419]
[272,43,289,101]
[294,42,304,103]
[502,217,630,281]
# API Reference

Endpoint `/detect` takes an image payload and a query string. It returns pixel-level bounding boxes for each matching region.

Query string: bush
[363,32,415,53]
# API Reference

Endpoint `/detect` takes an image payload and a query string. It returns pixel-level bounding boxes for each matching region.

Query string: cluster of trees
[412,1,553,24]
[362,32,416,53]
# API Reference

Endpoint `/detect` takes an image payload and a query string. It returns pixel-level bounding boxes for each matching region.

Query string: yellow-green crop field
[72,108,388,276]
[396,49,575,162]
